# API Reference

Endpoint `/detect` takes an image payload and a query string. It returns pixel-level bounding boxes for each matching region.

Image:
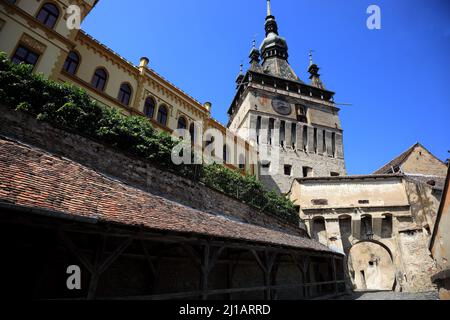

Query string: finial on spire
[309,50,315,67]
[267,0,272,16]
[308,51,325,89]
[252,39,256,48]
[239,63,244,74]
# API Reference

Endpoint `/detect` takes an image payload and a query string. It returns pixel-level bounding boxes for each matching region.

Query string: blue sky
[82,0,450,175]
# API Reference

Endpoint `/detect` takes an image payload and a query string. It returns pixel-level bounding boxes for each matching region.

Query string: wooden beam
[200,244,210,300]
[140,239,157,275]
[98,237,133,275]
[57,223,341,259]
[102,281,347,301]
[181,243,201,267]
[251,250,278,300]
[87,235,106,300]
[332,257,338,295]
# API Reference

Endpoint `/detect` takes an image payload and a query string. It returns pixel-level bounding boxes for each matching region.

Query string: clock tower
[227,0,347,194]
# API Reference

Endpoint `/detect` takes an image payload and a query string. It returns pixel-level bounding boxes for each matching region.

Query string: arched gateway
[348,241,395,291]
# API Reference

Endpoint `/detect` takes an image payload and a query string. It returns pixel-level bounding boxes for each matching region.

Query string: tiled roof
[0,137,333,254]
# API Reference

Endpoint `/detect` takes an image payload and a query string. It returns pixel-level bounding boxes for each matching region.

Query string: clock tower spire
[227,0,347,194]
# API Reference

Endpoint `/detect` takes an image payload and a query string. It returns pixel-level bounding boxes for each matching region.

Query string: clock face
[272,97,292,115]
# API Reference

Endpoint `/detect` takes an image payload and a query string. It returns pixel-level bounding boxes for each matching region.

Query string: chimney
[139,57,149,74]
[203,102,212,112]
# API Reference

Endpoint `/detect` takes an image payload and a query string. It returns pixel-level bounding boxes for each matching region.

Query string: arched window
[144,97,155,119]
[157,105,168,126]
[63,51,80,75]
[177,117,187,130]
[91,68,108,91]
[36,3,60,29]
[118,83,132,106]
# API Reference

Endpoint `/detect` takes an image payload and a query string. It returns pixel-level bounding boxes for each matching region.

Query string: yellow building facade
[0,0,256,175]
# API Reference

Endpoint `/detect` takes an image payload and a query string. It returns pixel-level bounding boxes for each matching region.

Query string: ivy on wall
[0,53,299,224]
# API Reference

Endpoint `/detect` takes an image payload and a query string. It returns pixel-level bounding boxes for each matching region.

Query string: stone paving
[337,291,439,300]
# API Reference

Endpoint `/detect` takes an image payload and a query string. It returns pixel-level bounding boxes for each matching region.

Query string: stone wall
[0,105,305,236]
[404,179,441,231]
[398,230,437,292]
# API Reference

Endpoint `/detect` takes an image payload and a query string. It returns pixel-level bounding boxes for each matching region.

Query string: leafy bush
[0,52,299,224]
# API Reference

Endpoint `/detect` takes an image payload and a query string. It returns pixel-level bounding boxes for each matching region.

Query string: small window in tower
[331,172,340,177]
[296,105,307,123]
[303,166,313,178]
[261,161,271,169]
[284,165,292,176]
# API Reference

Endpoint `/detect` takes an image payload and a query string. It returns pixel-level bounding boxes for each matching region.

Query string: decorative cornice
[77,31,211,117]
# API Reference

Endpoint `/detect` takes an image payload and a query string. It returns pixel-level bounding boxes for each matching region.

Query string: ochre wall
[402,145,448,177]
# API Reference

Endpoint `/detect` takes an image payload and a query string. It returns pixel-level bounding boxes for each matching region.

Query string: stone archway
[348,241,395,291]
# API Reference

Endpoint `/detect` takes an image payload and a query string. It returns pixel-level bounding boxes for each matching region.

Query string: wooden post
[303,256,311,299]
[227,252,241,300]
[140,239,158,293]
[59,230,133,300]
[194,244,225,300]
[289,251,307,299]
[332,257,338,295]
[87,235,106,300]
[251,250,277,300]
[200,244,210,300]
